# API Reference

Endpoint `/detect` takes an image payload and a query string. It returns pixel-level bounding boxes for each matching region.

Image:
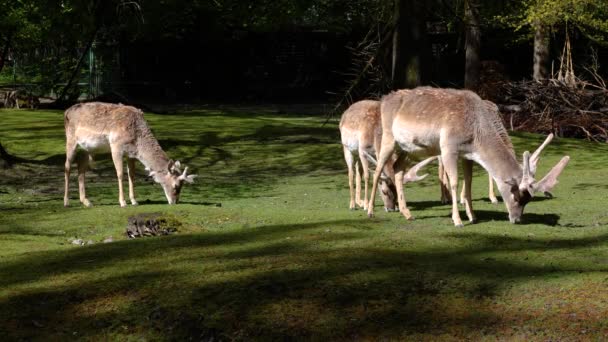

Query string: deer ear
[174,160,181,170]
[184,174,197,184]
[532,156,570,194]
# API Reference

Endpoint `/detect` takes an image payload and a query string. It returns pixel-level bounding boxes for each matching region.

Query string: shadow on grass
[1,219,607,340]
[473,209,560,226]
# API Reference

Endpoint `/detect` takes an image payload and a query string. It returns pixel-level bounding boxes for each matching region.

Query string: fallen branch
[487,79,608,142]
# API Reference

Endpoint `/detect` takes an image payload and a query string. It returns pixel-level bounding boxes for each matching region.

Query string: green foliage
[496,0,608,43]
[1,107,607,339]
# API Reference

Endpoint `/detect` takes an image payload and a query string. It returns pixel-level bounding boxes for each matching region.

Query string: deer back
[339,100,382,153]
[383,89,513,155]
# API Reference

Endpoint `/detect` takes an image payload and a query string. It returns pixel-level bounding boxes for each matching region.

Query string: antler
[403,156,438,183]
[520,151,537,196]
[178,165,197,183]
[532,156,570,194]
[529,133,553,176]
[361,150,393,180]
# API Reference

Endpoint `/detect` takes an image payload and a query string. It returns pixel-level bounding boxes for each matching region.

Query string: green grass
[1,107,607,341]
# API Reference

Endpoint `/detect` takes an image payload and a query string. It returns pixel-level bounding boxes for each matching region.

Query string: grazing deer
[64,102,196,207]
[340,100,436,212]
[367,87,569,226]
[439,131,557,205]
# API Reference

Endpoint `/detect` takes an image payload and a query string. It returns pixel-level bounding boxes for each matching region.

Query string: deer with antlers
[367,87,569,226]
[64,102,196,207]
[438,129,557,205]
[340,100,436,212]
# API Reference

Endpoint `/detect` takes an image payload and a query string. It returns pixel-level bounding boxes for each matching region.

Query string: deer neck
[475,139,522,184]
[135,129,171,173]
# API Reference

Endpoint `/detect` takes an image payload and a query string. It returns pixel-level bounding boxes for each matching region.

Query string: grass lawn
[1,106,607,341]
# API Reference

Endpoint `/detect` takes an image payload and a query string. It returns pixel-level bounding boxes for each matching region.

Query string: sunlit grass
[0,107,607,340]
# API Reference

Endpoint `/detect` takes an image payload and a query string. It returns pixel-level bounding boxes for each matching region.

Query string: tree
[392,0,429,89]
[0,0,43,74]
[464,0,481,90]
[497,0,608,80]
[532,22,550,81]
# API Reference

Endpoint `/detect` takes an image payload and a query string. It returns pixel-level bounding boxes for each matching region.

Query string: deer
[438,130,557,205]
[63,102,196,208]
[340,100,437,212]
[367,87,569,227]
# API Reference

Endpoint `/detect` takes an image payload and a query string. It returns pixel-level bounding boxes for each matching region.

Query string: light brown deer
[63,102,195,207]
[367,87,569,226]
[439,131,556,205]
[340,100,436,212]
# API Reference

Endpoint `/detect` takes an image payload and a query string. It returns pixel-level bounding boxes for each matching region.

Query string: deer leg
[393,154,413,220]
[367,133,396,218]
[110,145,127,207]
[343,146,356,210]
[459,159,466,205]
[442,150,463,227]
[460,183,466,205]
[360,152,371,210]
[77,152,92,207]
[355,160,364,208]
[64,140,78,207]
[127,158,138,206]
[438,158,451,204]
[462,159,476,223]
[488,174,498,204]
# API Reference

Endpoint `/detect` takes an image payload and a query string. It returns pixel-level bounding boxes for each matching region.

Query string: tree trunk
[391,0,429,89]
[533,22,550,81]
[0,34,13,74]
[464,0,481,91]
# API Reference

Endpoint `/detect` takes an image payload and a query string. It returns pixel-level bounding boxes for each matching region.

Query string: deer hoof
[490,198,499,204]
[454,223,464,228]
[367,211,375,218]
[119,201,127,208]
[131,201,139,206]
[82,199,92,207]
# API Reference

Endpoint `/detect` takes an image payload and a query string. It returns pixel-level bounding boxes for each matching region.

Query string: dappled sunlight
[1,108,607,339]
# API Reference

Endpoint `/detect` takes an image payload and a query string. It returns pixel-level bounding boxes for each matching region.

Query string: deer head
[500,135,570,223]
[380,156,438,212]
[379,177,398,212]
[149,160,197,204]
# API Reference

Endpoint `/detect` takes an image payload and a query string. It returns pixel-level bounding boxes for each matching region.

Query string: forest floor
[1,107,607,340]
